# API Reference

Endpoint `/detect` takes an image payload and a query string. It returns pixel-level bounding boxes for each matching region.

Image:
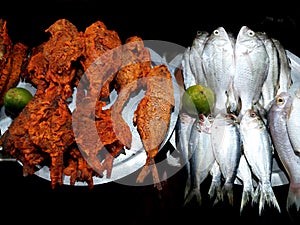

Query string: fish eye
[213,29,220,36]
[277,97,284,104]
[199,114,205,122]
[250,111,256,117]
[247,30,255,37]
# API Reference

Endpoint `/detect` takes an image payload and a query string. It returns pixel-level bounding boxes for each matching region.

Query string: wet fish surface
[210,112,241,205]
[184,114,214,205]
[176,112,196,199]
[201,27,235,116]
[268,92,300,212]
[286,85,300,155]
[240,109,280,215]
[233,26,269,118]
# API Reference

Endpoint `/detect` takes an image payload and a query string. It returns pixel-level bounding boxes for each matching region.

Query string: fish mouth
[225,113,239,122]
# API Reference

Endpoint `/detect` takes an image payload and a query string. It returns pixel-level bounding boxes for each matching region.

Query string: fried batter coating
[73,20,131,178]
[82,20,122,98]
[114,36,151,93]
[0,19,29,106]
[133,64,174,190]
[110,36,151,120]
[63,144,97,188]
[0,19,12,61]
[0,19,87,188]
[0,18,175,189]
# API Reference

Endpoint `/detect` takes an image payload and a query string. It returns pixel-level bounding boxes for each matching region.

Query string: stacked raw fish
[179,25,300,215]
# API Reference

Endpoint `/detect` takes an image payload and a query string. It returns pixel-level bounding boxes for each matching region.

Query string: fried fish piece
[0,19,86,189]
[0,19,29,106]
[133,64,175,190]
[73,20,131,178]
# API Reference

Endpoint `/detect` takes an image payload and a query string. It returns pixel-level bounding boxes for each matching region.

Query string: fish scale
[201,27,235,116]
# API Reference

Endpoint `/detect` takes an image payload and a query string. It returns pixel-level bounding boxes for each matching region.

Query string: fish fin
[252,185,260,205]
[184,178,191,200]
[184,188,202,206]
[286,184,300,212]
[258,183,281,215]
[240,187,254,214]
[136,158,162,190]
[208,180,223,205]
[223,182,234,206]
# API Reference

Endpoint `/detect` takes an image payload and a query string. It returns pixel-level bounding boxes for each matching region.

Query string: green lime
[4,87,33,115]
[182,84,214,116]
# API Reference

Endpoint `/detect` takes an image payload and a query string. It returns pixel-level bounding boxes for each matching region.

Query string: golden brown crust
[0,19,29,107]
[134,64,174,189]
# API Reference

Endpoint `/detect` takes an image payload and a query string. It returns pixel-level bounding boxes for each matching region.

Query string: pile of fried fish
[0,18,175,190]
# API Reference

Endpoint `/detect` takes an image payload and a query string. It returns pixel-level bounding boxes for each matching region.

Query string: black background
[1,2,300,224]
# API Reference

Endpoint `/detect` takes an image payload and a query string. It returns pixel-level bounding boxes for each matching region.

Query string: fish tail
[184,179,191,200]
[208,180,223,205]
[223,182,234,206]
[184,188,202,206]
[136,158,162,190]
[252,185,260,205]
[259,183,281,215]
[286,183,300,212]
[240,187,254,214]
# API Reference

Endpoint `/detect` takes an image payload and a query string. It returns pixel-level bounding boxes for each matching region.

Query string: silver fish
[233,26,269,118]
[181,47,196,89]
[268,92,300,211]
[201,27,235,116]
[225,32,238,114]
[240,109,280,215]
[208,160,223,204]
[210,112,242,205]
[176,112,196,199]
[256,32,280,113]
[272,38,293,94]
[184,113,215,205]
[287,86,300,155]
[189,31,209,86]
[236,154,255,214]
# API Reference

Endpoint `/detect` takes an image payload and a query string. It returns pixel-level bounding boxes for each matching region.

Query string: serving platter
[0,45,182,186]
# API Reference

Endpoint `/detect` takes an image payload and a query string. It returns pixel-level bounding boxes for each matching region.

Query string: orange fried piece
[82,20,122,98]
[73,20,133,178]
[0,19,86,189]
[133,64,175,190]
[114,36,151,94]
[64,145,97,189]
[0,19,29,106]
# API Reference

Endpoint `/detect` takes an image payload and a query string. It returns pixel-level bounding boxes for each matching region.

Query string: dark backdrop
[1,2,300,224]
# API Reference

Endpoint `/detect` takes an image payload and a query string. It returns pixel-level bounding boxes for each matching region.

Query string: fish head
[272,92,293,118]
[204,27,233,50]
[256,31,268,41]
[236,26,265,53]
[192,30,209,46]
[197,113,212,133]
[225,113,239,124]
[240,109,264,129]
